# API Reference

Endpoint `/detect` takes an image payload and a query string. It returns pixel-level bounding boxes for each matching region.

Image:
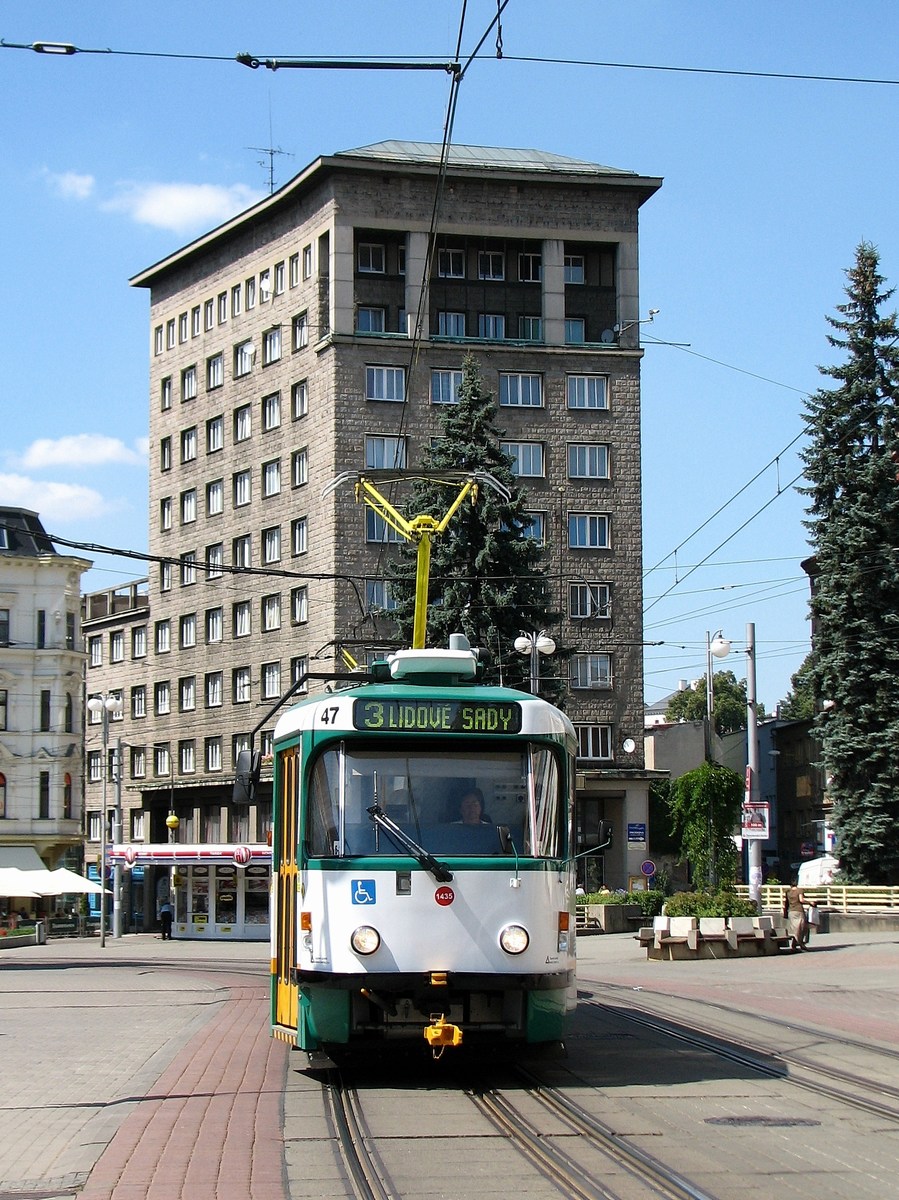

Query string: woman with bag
[783,881,811,951]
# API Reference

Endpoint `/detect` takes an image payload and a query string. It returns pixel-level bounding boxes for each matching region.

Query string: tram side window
[308,753,341,855]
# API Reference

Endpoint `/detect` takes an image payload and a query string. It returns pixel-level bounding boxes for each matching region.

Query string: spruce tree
[386,354,561,695]
[800,242,899,883]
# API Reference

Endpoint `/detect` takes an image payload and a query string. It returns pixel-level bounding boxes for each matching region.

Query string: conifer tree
[801,242,899,883]
[386,354,562,695]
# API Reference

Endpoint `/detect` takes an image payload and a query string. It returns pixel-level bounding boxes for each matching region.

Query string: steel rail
[324,1072,394,1200]
[588,998,899,1125]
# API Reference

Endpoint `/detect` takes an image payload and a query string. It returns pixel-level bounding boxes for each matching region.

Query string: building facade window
[161,377,172,410]
[155,619,170,653]
[206,671,223,708]
[233,667,252,704]
[206,478,224,516]
[205,737,223,772]
[501,441,544,477]
[564,255,585,284]
[575,724,612,761]
[437,311,466,337]
[233,601,251,638]
[569,581,611,620]
[132,626,147,658]
[179,740,196,774]
[365,365,405,402]
[499,373,542,407]
[262,459,281,498]
[357,242,385,273]
[131,685,147,719]
[292,311,308,350]
[262,392,281,431]
[206,415,224,453]
[431,368,462,404]
[232,535,251,568]
[262,525,281,564]
[568,512,611,549]
[234,403,252,442]
[478,313,505,339]
[154,681,171,715]
[160,437,172,471]
[567,374,608,410]
[180,427,197,463]
[356,307,385,333]
[519,252,542,282]
[570,652,613,690]
[291,586,308,624]
[291,447,308,488]
[207,353,224,390]
[262,326,281,365]
[181,365,197,401]
[565,317,586,344]
[365,579,397,612]
[366,511,402,543]
[180,489,197,524]
[233,470,251,507]
[205,543,223,579]
[179,676,196,711]
[234,340,254,377]
[89,636,102,667]
[261,661,281,700]
[291,379,308,419]
[179,612,196,647]
[109,630,124,663]
[291,517,308,556]
[478,250,504,280]
[518,316,543,341]
[262,594,281,632]
[437,247,465,278]
[568,443,610,479]
[365,435,406,470]
[160,497,172,531]
[205,607,223,643]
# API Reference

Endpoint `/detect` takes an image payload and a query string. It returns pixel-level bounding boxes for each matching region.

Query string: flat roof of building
[131,139,662,288]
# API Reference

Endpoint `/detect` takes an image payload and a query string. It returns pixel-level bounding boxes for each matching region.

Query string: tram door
[274,747,299,1032]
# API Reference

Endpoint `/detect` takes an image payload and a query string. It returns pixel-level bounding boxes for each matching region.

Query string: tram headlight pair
[351,925,381,955]
[499,924,529,955]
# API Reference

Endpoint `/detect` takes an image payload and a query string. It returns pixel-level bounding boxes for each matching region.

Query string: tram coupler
[423,1013,463,1058]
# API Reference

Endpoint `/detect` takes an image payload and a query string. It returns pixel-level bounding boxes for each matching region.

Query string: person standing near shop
[159,899,174,941]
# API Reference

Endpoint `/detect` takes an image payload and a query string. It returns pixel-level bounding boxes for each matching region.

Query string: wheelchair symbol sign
[352,879,376,905]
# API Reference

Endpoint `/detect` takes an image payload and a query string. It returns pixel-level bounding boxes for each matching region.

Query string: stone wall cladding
[130,147,656,796]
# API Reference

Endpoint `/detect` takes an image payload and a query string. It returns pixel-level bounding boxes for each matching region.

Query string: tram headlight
[351,925,381,955]
[499,924,529,955]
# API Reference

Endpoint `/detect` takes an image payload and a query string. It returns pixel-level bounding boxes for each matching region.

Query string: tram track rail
[469,1069,718,1200]
[582,994,899,1125]
[324,1070,394,1200]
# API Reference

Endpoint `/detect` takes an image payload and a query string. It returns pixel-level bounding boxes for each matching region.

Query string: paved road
[1,927,896,1198]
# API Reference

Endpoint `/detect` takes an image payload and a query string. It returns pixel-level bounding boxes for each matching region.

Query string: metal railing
[736,884,899,912]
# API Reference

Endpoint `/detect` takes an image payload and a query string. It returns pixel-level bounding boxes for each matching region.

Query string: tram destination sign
[353,698,522,734]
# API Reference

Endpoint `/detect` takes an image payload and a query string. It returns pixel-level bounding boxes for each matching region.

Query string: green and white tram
[270,639,582,1060]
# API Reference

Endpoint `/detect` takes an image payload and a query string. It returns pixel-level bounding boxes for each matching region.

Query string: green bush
[578,890,666,919]
[663,890,758,919]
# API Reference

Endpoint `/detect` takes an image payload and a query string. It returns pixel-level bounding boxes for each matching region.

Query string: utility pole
[745,622,762,909]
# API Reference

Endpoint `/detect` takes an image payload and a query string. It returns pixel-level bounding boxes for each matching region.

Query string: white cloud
[0,474,108,523]
[102,180,264,233]
[42,169,95,200]
[19,434,145,470]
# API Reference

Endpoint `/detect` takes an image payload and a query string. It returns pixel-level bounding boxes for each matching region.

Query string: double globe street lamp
[86,692,123,947]
[514,631,557,695]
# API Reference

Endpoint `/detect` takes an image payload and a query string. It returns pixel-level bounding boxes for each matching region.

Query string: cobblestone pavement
[1,928,896,1198]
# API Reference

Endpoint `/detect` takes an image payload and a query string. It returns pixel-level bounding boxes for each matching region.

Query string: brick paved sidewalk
[80,978,288,1200]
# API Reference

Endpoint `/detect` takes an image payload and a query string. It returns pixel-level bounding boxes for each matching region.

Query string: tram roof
[273,680,576,744]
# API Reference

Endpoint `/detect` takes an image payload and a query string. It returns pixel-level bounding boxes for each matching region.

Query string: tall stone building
[86,142,661,931]
[0,508,90,874]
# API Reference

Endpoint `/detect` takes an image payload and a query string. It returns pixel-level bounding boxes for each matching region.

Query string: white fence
[735,884,899,912]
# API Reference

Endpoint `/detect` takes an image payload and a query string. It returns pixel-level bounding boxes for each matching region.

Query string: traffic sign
[640,860,656,877]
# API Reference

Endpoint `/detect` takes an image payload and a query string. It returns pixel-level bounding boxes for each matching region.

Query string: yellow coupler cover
[423,1014,463,1048]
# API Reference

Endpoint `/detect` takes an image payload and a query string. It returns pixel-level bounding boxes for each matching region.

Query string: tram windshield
[307,745,563,859]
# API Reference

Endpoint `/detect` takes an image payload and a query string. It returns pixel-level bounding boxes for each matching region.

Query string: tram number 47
[320,707,340,724]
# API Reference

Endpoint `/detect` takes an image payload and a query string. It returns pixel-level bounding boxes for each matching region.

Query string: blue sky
[2,1,898,711]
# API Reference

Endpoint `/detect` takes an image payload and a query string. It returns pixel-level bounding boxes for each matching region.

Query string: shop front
[107,843,271,941]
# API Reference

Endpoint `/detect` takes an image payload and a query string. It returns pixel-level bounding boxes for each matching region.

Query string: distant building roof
[0,508,56,558]
[337,140,640,177]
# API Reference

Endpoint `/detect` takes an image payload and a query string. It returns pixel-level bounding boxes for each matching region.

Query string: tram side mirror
[582,820,613,852]
[497,825,516,856]
[232,750,261,805]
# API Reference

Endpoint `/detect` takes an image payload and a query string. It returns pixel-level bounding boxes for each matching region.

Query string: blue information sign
[627,823,647,842]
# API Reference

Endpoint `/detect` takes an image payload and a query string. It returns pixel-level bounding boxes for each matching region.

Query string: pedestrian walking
[783,881,814,950]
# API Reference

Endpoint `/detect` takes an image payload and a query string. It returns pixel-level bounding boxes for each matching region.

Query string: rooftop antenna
[248,99,293,194]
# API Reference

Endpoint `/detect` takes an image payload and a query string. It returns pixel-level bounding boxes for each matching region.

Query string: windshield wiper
[366,804,453,883]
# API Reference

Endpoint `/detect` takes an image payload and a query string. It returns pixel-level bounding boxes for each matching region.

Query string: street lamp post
[705,630,732,760]
[744,622,762,910]
[514,631,556,695]
[86,693,123,948]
